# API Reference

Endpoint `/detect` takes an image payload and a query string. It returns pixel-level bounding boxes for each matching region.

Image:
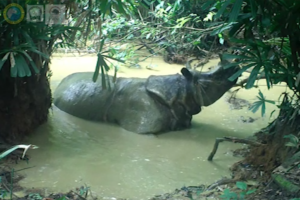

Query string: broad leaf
[101,64,107,89]
[245,65,262,89]
[270,109,276,119]
[19,51,39,74]
[228,63,257,82]
[236,181,247,190]
[10,53,17,77]
[0,52,10,71]
[210,23,234,36]
[214,0,231,19]
[93,53,102,82]
[246,189,256,195]
[99,39,106,52]
[14,54,31,77]
[102,55,125,63]
[249,101,262,114]
[229,0,243,22]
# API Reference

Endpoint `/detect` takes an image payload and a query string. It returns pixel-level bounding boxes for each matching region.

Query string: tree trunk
[0,61,52,143]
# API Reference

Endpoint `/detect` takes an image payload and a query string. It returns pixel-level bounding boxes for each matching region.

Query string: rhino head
[181,57,240,108]
[146,57,239,130]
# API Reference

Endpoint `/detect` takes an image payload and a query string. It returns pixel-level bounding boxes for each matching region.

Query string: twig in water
[207,136,263,161]
[70,190,87,200]
[0,166,36,176]
[206,178,240,190]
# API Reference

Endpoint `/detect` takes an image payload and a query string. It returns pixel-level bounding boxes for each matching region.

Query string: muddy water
[15,54,287,199]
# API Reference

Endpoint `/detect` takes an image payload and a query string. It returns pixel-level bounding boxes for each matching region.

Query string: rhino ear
[181,68,193,81]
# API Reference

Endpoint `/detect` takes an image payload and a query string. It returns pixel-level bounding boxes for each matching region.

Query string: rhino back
[106,78,172,134]
[53,72,113,121]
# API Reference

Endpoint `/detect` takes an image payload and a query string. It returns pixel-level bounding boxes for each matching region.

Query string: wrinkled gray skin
[53,59,239,134]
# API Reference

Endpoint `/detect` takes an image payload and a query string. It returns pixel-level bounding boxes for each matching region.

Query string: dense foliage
[208,0,300,118]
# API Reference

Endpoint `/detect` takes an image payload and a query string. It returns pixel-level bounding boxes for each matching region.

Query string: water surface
[14,54,286,199]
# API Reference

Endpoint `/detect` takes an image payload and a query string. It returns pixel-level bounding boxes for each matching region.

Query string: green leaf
[36,35,52,41]
[264,67,271,89]
[214,0,231,19]
[219,188,238,199]
[210,23,234,36]
[258,90,264,99]
[285,142,298,147]
[201,0,214,11]
[55,196,68,200]
[102,55,125,63]
[287,75,294,89]
[14,54,31,77]
[228,63,257,82]
[30,48,50,60]
[265,100,275,104]
[101,65,107,90]
[99,39,106,52]
[0,52,10,71]
[232,45,259,58]
[246,189,256,195]
[228,21,245,37]
[222,60,244,69]
[240,192,246,199]
[100,0,109,18]
[117,0,126,14]
[261,98,266,117]
[236,181,247,190]
[249,0,257,19]
[245,65,261,89]
[16,60,26,77]
[102,58,110,71]
[270,109,276,119]
[283,134,299,144]
[93,53,102,82]
[22,31,35,46]
[229,0,243,22]
[249,101,262,114]
[10,53,17,77]
[19,51,39,74]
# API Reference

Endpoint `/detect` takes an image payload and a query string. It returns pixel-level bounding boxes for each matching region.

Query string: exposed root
[208,136,263,161]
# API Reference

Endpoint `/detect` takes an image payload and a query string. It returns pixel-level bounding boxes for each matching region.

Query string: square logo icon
[27,5,44,22]
[45,4,66,25]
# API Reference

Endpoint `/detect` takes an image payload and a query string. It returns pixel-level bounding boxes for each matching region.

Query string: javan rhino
[53,57,239,134]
